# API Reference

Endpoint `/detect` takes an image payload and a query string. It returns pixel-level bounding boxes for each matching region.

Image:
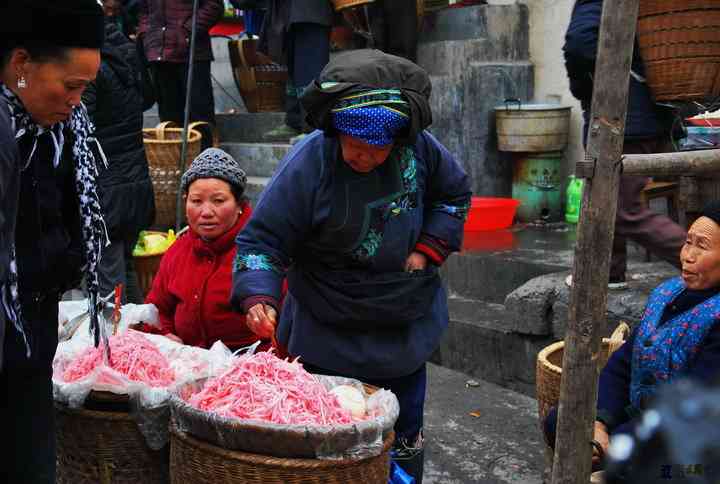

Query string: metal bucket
[495,101,571,152]
[512,151,562,223]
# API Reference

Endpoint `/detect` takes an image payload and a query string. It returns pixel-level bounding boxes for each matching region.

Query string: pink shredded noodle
[62,330,175,387]
[187,351,356,426]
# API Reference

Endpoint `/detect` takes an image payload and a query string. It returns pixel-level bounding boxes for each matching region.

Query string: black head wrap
[301,49,433,145]
[701,201,720,227]
[0,0,105,50]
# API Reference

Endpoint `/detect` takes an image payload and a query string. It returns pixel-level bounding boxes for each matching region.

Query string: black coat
[84,22,155,241]
[564,0,674,142]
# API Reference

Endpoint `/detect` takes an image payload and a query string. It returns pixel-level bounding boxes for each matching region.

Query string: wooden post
[622,149,720,176]
[550,0,640,483]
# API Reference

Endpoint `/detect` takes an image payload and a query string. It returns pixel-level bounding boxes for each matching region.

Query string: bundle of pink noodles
[188,351,355,426]
[62,330,175,387]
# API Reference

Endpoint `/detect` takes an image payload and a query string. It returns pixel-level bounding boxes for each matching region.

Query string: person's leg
[98,238,128,300]
[2,299,59,484]
[187,61,216,150]
[380,0,418,62]
[123,234,144,304]
[613,139,686,280]
[365,364,427,484]
[286,23,330,133]
[151,62,185,125]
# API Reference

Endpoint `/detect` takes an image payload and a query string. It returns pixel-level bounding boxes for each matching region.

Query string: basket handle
[607,321,630,355]
[188,121,219,148]
[156,121,178,140]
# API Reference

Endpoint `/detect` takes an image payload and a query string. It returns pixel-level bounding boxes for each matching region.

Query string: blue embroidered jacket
[597,278,720,433]
[231,130,471,379]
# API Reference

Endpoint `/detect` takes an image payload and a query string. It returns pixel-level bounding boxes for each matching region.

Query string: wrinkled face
[185,178,242,240]
[339,134,394,173]
[680,216,720,290]
[14,48,100,127]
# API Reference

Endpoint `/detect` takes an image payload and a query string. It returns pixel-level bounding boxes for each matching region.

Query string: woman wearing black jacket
[83,20,155,303]
[0,1,107,483]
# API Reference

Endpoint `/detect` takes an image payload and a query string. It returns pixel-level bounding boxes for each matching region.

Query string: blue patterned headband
[331,89,410,146]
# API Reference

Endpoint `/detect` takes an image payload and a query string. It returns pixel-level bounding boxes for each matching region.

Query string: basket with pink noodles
[170,347,400,461]
[53,302,237,450]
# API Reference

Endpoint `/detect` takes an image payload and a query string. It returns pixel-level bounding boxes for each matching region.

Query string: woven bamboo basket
[228,38,287,113]
[536,322,630,425]
[637,0,720,102]
[134,250,164,299]
[169,426,393,484]
[331,0,375,11]
[142,122,204,228]
[56,401,169,484]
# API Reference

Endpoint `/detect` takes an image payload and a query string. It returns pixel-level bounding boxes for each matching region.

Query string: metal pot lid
[494,102,572,111]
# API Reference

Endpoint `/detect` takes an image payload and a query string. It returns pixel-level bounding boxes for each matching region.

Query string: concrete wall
[516,0,585,193]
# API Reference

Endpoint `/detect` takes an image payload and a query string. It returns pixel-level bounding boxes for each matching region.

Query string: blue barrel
[511,151,563,223]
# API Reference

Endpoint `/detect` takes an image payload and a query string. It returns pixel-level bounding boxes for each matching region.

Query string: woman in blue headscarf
[232,49,471,482]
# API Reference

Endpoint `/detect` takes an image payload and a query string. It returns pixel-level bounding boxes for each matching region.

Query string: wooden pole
[623,149,720,176]
[550,0,639,483]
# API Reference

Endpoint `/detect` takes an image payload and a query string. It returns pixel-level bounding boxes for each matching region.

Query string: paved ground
[424,363,544,483]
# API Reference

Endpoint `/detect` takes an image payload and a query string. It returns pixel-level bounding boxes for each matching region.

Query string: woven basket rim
[537,336,626,375]
[142,128,202,144]
[170,425,393,468]
[55,401,134,422]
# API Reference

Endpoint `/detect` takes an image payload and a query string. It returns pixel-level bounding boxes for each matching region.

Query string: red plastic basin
[464,197,520,231]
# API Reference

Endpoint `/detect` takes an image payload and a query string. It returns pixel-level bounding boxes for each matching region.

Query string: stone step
[431,296,552,397]
[220,141,291,178]
[442,226,575,304]
[245,176,270,206]
[143,112,289,144]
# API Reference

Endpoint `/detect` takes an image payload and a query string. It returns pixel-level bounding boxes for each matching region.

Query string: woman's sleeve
[596,329,636,431]
[231,141,322,313]
[144,249,177,335]
[414,131,472,265]
[0,121,18,287]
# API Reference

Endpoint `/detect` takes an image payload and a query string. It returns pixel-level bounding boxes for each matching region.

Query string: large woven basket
[55,401,169,484]
[536,322,630,425]
[331,0,375,11]
[134,250,164,299]
[637,0,720,102]
[228,38,287,113]
[142,122,203,228]
[169,425,393,484]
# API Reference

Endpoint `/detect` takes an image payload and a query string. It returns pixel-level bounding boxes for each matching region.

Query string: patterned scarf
[0,83,109,356]
[331,89,410,146]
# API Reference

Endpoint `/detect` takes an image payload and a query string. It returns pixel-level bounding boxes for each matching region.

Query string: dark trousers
[610,138,686,281]
[303,362,426,483]
[285,23,330,131]
[1,299,59,484]
[151,61,216,149]
[98,233,143,304]
[370,0,418,62]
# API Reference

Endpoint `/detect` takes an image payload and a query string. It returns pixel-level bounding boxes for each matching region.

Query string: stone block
[220,142,291,178]
[504,272,566,336]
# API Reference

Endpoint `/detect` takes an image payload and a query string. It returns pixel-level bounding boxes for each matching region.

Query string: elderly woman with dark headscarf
[544,201,720,472]
[0,1,106,482]
[142,148,264,352]
[232,49,471,482]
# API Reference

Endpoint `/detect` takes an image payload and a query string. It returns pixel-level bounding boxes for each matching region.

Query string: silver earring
[17,76,27,89]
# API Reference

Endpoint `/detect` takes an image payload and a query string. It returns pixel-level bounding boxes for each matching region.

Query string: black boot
[395,448,424,484]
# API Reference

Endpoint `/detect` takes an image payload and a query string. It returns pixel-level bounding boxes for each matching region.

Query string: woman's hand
[247,303,277,339]
[405,251,428,272]
[164,333,183,345]
[592,421,610,466]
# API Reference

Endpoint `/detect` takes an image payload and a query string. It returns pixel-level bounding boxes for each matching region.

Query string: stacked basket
[637,0,720,102]
[228,38,287,113]
[56,393,169,484]
[143,122,205,229]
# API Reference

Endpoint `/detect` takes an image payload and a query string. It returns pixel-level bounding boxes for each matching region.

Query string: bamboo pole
[550,0,640,482]
[623,149,720,176]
